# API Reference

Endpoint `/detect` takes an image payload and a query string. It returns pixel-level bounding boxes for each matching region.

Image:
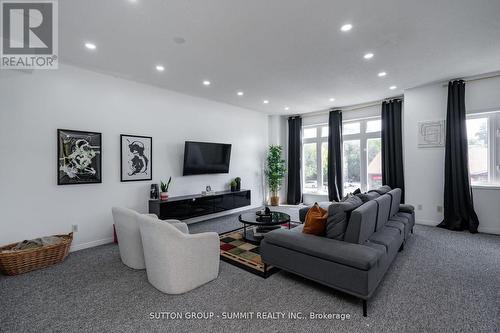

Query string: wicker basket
[0,233,73,276]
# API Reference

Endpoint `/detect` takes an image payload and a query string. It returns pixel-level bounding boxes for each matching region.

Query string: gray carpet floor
[1,206,499,333]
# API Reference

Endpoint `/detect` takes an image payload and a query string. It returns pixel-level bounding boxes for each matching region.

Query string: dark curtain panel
[438,80,479,233]
[327,110,343,202]
[287,116,302,204]
[381,99,405,202]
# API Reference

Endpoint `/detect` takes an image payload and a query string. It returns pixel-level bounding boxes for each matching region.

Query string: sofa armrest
[399,204,415,213]
[263,229,382,270]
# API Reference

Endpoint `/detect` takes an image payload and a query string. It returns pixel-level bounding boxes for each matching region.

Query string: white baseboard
[416,219,500,235]
[70,237,114,252]
[416,219,439,226]
[477,226,500,235]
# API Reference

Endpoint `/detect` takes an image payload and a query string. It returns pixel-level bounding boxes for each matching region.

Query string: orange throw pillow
[303,203,328,236]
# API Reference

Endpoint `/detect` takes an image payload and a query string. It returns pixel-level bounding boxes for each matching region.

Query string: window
[302,124,328,193]
[466,111,500,185]
[343,118,381,193]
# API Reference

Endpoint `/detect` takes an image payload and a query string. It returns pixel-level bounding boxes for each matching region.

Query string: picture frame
[58,129,102,185]
[120,134,152,182]
[417,120,446,148]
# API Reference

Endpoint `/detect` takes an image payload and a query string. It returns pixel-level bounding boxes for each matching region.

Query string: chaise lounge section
[261,187,413,316]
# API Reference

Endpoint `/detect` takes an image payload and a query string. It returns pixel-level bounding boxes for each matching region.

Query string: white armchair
[111,207,188,270]
[137,214,220,294]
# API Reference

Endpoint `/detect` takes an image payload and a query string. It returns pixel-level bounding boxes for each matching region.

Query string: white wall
[403,75,500,235]
[0,65,268,250]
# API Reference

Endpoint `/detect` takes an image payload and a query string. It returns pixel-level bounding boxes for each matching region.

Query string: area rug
[219,223,300,278]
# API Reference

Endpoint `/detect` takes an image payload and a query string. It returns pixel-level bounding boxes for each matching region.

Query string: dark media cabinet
[149,189,251,220]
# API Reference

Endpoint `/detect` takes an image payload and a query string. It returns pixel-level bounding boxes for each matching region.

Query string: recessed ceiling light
[203,80,211,86]
[378,72,387,77]
[84,42,96,50]
[263,100,269,104]
[340,24,352,32]
[237,91,244,96]
[329,98,335,102]
[389,85,397,90]
[173,36,186,45]
[363,53,374,60]
[155,65,165,72]
[284,106,290,111]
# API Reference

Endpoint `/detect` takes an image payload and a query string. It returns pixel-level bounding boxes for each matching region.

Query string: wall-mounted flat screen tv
[183,141,232,175]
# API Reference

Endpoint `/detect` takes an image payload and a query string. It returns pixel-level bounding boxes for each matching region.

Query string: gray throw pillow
[325,204,347,240]
[325,196,363,240]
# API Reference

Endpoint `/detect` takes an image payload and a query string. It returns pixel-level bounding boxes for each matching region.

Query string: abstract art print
[58,129,102,185]
[417,120,445,148]
[121,134,152,182]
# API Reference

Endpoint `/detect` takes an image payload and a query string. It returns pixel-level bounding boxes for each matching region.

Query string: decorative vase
[160,192,169,201]
[235,179,241,191]
[270,195,280,206]
[230,185,236,192]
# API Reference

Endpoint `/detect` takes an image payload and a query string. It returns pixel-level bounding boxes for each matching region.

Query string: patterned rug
[219,223,300,278]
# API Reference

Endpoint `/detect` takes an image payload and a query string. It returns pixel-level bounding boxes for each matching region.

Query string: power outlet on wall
[417,204,423,210]
[72,224,78,233]
[437,206,443,213]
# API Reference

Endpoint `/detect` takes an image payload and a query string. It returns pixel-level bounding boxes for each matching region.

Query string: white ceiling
[59,0,500,114]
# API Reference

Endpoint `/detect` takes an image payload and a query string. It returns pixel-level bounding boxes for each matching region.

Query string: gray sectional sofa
[260,187,414,316]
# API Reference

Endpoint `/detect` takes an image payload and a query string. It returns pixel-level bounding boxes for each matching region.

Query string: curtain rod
[298,95,403,118]
[442,72,500,87]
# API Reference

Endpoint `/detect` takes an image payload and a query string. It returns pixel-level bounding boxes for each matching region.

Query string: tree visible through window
[302,125,328,193]
[342,118,381,193]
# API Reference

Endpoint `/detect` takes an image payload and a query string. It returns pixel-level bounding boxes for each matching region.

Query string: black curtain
[287,116,302,204]
[438,81,479,233]
[328,110,343,202]
[381,99,405,202]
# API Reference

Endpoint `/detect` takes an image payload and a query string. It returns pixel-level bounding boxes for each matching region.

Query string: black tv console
[149,189,251,220]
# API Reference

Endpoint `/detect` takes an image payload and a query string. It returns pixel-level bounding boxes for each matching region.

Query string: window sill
[303,192,329,196]
[471,184,500,191]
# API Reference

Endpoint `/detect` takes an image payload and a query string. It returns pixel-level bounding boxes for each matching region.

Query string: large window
[466,111,500,185]
[302,125,329,193]
[343,118,382,193]
[302,118,381,195]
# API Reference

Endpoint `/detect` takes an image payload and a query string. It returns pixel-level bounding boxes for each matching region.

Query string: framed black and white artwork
[58,129,102,185]
[120,134,152,182]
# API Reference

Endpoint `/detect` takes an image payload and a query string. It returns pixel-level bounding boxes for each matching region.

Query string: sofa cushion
[386,220,405,235]
[370,185,392,195]
[356,191,380,203]
[373,194,391,232]
[325,204,347,240]
[368,226,402,252]
[344,201,378,244]
[303,204,327,236]
[263,228,383,270]
[387,188,402,217]
[389,216,412,238]
[323,197,362,240]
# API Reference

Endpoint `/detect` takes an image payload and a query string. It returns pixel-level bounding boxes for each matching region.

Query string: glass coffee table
[238,211,291,244]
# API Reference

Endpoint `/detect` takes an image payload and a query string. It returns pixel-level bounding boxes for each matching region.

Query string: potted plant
[265,145,286,206]
[230,179,237,192]
[235,177,241,191]
[160,177,172,201]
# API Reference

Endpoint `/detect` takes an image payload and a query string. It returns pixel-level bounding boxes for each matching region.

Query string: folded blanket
[12,236,62,251]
